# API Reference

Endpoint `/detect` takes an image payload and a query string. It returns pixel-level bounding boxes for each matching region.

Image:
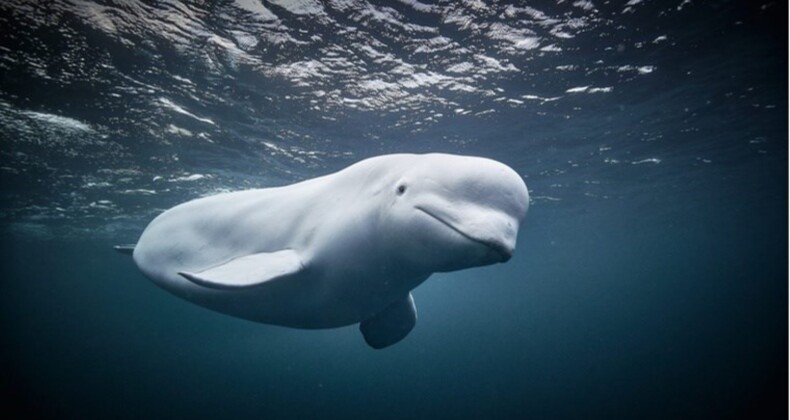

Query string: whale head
[380,154,529,273]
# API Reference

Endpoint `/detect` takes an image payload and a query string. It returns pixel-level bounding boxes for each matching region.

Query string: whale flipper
[359,293,417,349]
[179,250,304,289]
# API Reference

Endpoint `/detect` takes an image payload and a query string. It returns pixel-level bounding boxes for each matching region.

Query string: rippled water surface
[0,0,786,418]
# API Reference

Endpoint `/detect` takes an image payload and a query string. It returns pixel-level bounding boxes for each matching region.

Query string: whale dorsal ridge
[179,249,304,289]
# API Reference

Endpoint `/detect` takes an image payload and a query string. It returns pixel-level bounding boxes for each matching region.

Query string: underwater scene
[0,0,786,418]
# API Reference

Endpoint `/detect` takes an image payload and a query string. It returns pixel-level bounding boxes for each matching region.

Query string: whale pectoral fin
[178,249,304,289]
[359,293,417,349]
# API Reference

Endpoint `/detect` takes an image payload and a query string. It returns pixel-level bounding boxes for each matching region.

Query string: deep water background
[1,0,787,418]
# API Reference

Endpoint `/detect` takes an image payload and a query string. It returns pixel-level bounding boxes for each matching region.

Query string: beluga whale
[117,153,529,349]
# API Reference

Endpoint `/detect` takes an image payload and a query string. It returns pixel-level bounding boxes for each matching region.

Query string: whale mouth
[415,206,512,262]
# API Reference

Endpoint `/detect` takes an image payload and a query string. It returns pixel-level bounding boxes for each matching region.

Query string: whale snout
[485,239,513,263]
[415,204,518,264]
[478,227,516,263]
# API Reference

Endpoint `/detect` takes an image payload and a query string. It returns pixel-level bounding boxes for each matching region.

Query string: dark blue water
[1,0,786,418]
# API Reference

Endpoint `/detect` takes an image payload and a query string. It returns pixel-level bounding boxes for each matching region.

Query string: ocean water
[0,0,786,418]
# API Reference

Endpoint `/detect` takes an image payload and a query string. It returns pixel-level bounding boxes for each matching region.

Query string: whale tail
[113,244,136,256]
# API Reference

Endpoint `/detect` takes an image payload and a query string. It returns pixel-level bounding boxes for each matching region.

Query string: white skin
[133,153,529,329]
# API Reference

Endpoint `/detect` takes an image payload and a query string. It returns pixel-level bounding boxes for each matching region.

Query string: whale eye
[396,184,407,195]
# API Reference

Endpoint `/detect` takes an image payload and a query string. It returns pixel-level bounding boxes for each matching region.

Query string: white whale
[121,153,529,349]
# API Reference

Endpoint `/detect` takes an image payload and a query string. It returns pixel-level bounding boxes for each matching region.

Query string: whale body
[125,153,529,349]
